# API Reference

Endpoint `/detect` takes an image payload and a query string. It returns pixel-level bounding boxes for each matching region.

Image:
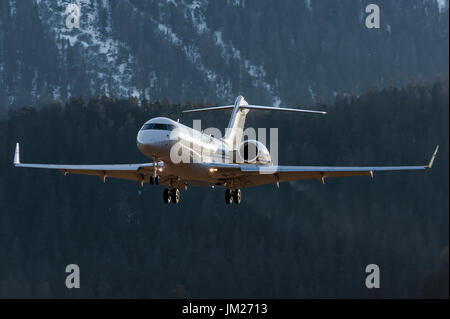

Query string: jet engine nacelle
[236,140,272,164]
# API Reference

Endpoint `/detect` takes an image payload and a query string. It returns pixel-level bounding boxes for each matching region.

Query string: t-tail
[182,95,327,148]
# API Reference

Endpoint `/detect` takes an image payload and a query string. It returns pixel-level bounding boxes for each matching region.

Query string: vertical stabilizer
[223,96,250,149]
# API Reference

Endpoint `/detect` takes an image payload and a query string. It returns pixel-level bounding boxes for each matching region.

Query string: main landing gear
[225,188,242,204]
[163,188,180,204]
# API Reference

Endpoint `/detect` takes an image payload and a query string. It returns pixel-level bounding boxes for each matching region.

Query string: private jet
[13,96,438,204]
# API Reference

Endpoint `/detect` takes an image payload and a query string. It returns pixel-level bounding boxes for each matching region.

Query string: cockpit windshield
[141,123,176,131]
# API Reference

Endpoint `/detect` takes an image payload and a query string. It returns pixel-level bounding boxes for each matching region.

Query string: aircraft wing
[13,143,156,185]
[208,146,439,189]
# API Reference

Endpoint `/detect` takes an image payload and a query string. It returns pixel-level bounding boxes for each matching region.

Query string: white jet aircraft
[14,96,439,204]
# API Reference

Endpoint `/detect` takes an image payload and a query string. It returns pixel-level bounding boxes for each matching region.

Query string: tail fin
[182,95,326,148]
[223,96,250,148]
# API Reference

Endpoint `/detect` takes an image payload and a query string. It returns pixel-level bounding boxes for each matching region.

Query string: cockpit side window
[141,123,176,131]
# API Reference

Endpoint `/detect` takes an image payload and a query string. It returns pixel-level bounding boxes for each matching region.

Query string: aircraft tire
[225,189,233,204]
[163,188,171,203]
[233,189,241,204]
[171,188,180,204]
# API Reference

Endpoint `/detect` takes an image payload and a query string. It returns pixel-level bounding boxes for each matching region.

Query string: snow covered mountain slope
[0,0,448,110]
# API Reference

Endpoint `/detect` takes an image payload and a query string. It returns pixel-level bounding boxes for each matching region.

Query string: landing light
[158,167,163,172]
[209,168,218,173]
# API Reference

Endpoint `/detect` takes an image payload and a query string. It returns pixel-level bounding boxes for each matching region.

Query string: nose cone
[136,130,148,147]
[137,118,180,160]
[137,129,161,156]
[136,129,178,160]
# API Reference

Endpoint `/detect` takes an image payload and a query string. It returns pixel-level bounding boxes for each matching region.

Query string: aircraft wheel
[155,176,160,184]
[149,176,155,184]
[225,189,233,204]
[233,189,241,204]
[170,188,180,204]
[163,188,171,203]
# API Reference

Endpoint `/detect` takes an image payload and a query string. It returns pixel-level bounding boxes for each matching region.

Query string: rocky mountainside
[0,0,448,111]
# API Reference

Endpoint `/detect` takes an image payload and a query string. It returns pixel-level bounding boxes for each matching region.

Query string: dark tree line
[0,77,448,298]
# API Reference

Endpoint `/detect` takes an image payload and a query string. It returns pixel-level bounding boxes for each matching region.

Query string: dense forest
[0,77,448,298]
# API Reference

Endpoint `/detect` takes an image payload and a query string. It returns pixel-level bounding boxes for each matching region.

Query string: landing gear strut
[149,175,160,184]
[163,188,180,204]
[149,161,160,184]
[225,188,242,204]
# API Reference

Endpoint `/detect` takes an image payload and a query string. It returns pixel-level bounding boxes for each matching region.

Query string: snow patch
[308,84,316,102]
[52,85,61,100]
[214,30,281,105]
[34,0,141,100]
[158,24,182,46]
[186,0,208,34]
[166,0,178,6]
[227,0,246,7]
[386,24,391,34]
[9,0,17,16]
[305,0,312,11]
[31,70,39,101]
[435,0,447,11]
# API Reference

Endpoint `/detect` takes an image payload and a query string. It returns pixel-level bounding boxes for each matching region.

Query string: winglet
[14,143,20,165]
[426,145,439,168]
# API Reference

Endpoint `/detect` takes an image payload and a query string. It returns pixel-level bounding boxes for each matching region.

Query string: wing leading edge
[207,145,439,188]
[13,143,155,185]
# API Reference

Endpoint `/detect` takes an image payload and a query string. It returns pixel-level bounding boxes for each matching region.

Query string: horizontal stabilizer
[182,105,234,113]
[182,104,326,115]
[244,105,326,114]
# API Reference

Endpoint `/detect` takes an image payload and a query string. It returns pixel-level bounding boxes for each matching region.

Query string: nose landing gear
[149,175,160,184]
[149,161,160,184]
